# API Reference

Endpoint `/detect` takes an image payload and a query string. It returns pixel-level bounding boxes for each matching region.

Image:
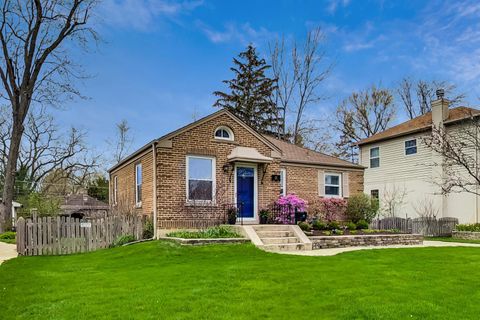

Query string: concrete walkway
[0,242,17,264]
[277,241,480,256]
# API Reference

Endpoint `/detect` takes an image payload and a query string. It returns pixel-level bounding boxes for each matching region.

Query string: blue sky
[57,0,480,157]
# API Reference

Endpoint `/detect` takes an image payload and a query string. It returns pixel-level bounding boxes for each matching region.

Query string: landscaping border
[159,237,250,246]
[452,231,480,240]
[309,234,423,250]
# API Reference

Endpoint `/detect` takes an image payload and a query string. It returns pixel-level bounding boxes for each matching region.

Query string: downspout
[152,141,158,238]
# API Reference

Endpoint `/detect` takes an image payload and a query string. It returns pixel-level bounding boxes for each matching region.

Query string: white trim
[234,163,258,222]
[280,168,287,196]
[214,126,234,141]
[186,155,216,204]
[369,146,380,168]
[324,172,342,198]
[113,176,118,205]
[404,138,417,156]
[135,163,142,207]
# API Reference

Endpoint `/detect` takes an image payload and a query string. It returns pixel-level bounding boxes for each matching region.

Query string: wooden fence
[369,216,459,236]
[16,215,145,256]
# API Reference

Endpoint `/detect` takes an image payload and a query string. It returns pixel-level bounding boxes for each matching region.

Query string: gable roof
[108,109,281,173]
[264,135,363,169]
[60,194,109,210]
[357,106,480,146]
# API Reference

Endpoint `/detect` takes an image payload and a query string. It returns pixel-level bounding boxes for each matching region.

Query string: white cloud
[327,0,351,14]
[196,21,276,46]
[100,0,203,31]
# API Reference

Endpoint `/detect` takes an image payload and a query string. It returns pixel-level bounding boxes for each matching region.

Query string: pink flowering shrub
[274,193,308,224]
[316,198,347,222]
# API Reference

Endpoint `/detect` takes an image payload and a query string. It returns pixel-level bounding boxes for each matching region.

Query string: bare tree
[423,112,480,196]
[108,119,133,164]
[270,27,333,146]
[413,197,439,219]
[397,77,465,120]
[0,0,98,231]
[380,185,408,218]
[334,84,396,160]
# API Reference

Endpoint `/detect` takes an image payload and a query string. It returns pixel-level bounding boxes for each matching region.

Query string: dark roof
[264,135,363,169]
[60,194,109,210]
[357,106,480,146]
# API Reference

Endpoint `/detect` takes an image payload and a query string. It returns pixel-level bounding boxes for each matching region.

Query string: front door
[236,165,257,219]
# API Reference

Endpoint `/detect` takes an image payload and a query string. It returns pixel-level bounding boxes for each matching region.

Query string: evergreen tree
[214,45,280,134]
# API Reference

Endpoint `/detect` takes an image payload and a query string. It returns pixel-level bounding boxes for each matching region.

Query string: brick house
[108,109,364,235]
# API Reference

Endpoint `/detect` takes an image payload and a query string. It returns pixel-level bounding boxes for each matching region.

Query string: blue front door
[236,167,255,218]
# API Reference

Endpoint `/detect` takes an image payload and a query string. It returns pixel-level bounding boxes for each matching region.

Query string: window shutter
[342,172,350,198]
[318,170,325,196]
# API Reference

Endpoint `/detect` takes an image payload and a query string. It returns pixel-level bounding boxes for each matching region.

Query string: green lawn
[2,241,480,319]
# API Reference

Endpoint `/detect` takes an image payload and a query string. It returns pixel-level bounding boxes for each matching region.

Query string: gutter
[152,141,158,239]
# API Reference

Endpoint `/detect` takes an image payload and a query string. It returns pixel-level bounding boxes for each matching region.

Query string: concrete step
[261,237,300,244]
[256,230,295,238]
[262,243,307,252]
[253,225,292,232]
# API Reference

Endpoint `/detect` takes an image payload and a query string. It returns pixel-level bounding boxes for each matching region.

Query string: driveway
[0,242,17,264]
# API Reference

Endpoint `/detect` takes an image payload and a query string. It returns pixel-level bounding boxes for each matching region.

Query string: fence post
[16,217,25,255]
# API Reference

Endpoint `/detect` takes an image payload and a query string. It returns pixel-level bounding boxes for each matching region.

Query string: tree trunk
[0,116,24,232]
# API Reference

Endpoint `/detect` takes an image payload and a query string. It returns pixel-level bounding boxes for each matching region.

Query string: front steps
[240,225,312,252]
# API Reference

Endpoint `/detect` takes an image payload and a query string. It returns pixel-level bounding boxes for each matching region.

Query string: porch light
[222,163,233,174]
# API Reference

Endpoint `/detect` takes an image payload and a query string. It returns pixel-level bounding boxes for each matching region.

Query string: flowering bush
[318,198,347,222]
[275,194,308,224]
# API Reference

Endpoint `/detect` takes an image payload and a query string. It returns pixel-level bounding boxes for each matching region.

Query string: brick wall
[109,149,154,217]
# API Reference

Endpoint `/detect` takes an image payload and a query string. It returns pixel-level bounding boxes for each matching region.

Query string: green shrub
[328,221,340,230]
[356,219,369,230]
[345,193,378,223]
[456,224,480,232]
[334,230,344,235]
[142,218,154,239]
[323,230,332,236]
[0,231,16,240]
[345,222,356,230]
[350,230,358,235]
[167,226,242,239]
[312,220,327,230]
[298,221,311,231]
[111,235,135,247]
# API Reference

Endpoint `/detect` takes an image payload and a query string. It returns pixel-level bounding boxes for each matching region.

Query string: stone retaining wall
[452,231,480,240]
[309,234,423,250]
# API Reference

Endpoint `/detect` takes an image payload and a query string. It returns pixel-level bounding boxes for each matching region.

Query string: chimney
[431,89,450,126]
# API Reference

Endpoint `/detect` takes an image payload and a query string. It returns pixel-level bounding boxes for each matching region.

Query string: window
[135,163,142,206]
[370,189,379,199]
[405,139,417,155]
[113,176,118,205]
[279,168,286,196]
[214,126,234,141]
[370,147,380,168]
[325,173,341,197]
[187,156,215,201]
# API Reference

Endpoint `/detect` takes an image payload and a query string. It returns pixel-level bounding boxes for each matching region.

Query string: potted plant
[227,207,237,225]
[259,209,270,224]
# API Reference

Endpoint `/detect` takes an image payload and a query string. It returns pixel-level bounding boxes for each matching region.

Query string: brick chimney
[431,89,450,127]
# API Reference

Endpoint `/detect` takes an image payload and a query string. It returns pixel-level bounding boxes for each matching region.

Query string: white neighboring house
[1,199,23,227]
[357,93,480,223]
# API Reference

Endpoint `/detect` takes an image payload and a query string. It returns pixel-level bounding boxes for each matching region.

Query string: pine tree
[214,45,280,134]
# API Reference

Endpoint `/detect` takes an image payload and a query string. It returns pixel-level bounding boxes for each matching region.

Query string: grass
[2,242,480,319]
[427,236,480,245]
[166,225,242,239]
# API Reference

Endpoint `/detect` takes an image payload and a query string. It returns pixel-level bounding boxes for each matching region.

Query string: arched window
[214,126,234,141]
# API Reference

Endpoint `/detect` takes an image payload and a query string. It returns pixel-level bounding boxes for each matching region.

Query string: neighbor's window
[370,147,380,168]
[325,173,341,197]
[214,126,234,141]
[113,176,118,205]
[280,168,286,196]
[370,189,379,199]
[187,156,215,201]
[135,163,142,206]
[405,139,417,155]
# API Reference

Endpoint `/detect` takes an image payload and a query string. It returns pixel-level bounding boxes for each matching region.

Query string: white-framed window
[370,147,380,168]
[186,155,216,202]
[113,176,118,205]
[279,168,286,196]
[325,173,341,197]
[135,163,142,206]
[214,126,234,141]
[405,139,417,155]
